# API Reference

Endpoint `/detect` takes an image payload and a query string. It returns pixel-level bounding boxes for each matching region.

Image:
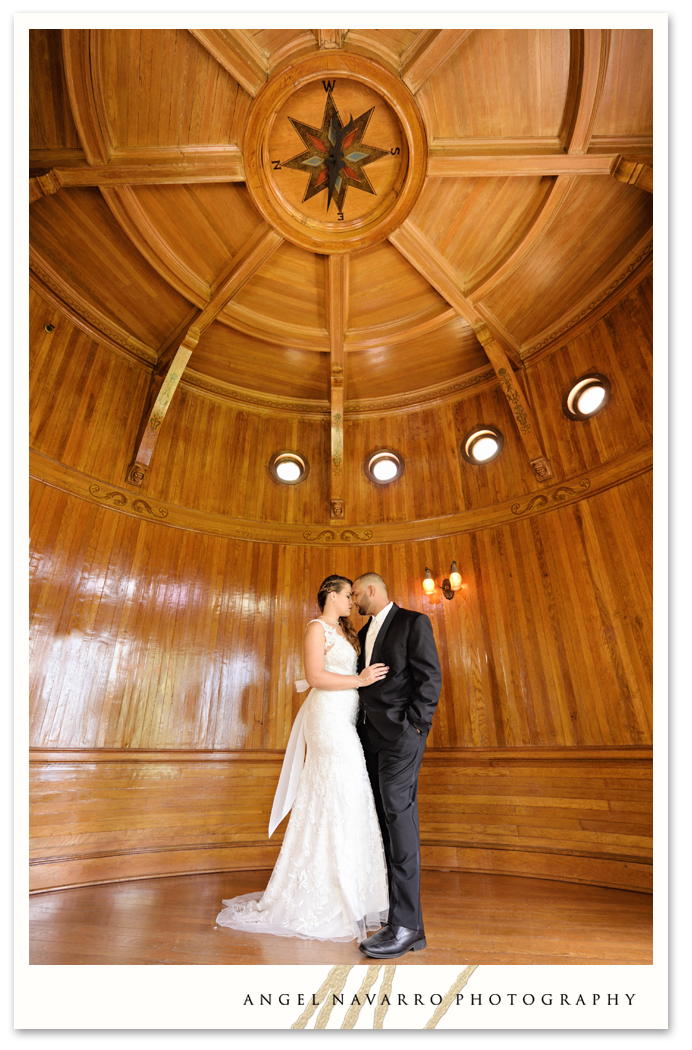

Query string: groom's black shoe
[359,925,426,958]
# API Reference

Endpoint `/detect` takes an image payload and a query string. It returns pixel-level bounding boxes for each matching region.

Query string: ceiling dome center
[243,53,428,253]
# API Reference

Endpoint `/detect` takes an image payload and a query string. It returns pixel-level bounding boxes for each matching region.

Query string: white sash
[268,679,312,838]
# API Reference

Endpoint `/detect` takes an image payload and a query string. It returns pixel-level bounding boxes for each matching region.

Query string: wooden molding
[589,134,653,155]
[42,146,245,189]
[345,304,457,352]
[401,29,474,94]
[29,439,652,546]
[60,29,111,166]
[427,146,616,179]
[188,29,267,98]
[612,157,653,193]
[220,301,330,352]
[561,29,611,155]
[182,369,330,416]
[346,366,496,416]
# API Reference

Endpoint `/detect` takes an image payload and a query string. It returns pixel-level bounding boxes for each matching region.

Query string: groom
[351,572,442,959]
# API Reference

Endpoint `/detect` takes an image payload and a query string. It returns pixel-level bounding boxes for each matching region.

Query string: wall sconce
[424,562,462,600]
[423,567,436,595]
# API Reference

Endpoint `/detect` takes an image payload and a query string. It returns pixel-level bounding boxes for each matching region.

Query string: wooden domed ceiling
[29,28,653,504]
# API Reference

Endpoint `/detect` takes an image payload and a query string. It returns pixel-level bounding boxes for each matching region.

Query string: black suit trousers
[358,718,427,931]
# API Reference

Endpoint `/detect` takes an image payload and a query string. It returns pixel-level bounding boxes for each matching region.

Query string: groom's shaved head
[353,572,388,594]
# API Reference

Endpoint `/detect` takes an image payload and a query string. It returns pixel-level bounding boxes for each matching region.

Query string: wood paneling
[30,470,652,752]
[29,748,651,893]
[30,188,193,351]
[482,177,652,346]
[233,241,327,333]
[29,289,150,480]
[28,276,652,522]
[348,241,449,329]
[29,30,81,153]
[96,29,252,148]
[345,318,486,400]
[408,175,553,288]
[417,29,571,140]
[591,30,653,139]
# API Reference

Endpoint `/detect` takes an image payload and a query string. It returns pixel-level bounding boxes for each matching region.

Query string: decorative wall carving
[31,443,650,545]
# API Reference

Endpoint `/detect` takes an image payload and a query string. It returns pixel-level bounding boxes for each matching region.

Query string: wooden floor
[29,869,652,966]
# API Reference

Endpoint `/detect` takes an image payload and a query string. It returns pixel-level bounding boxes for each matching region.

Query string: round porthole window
[563,373,611,420]
[364,449,404,485]
[268,450,309,485]
[460,425,504,465]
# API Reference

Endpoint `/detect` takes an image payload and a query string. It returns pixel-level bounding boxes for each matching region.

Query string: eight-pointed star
[282,93,390,215]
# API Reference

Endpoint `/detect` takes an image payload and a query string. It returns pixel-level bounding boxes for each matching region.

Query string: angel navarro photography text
[242,991,637,1008]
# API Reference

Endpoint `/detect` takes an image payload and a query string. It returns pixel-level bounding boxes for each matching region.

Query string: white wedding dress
[216,621,388,942]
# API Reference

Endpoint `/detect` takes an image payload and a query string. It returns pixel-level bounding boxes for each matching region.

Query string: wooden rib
[612,157,653,193]
[327,256,348,522]
[389,220,481,326]
[221,301,329,351]
[345,304,457,351]
[128,225,283,484]
[42,147,245,189]
[561,29,612,155]
[100,186,209,306]
[60,29,110,165]
[427,147,615,178]
[189,29,267,98]
[467,176,578,299]
[401,29,474,94]
[475,324,552,481]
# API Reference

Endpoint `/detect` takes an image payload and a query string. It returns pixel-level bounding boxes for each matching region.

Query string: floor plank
[29,869,652,966]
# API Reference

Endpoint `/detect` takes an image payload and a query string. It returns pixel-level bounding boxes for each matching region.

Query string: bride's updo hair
[317,575,361,654]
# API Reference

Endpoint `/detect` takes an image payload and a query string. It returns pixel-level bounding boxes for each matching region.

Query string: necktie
[365,618,379,666]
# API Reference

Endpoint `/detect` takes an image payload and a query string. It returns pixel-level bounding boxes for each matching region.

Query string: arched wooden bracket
[127,328,200,486]
[29,169,63,204]
[127,225,283,486]
[400,29,474,94]
[612,157,653,194]
[189,29,267,98]
[475,323,553,482]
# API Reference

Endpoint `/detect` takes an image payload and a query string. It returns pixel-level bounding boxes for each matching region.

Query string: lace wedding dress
[216,621,388,942]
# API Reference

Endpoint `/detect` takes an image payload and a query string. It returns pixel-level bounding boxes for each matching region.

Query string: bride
[216,575,390,943]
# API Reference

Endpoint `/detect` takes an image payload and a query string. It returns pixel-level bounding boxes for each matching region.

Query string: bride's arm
[303,621,388,690]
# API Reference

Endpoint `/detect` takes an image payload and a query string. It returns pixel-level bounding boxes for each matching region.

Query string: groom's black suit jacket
[357,603,442,741]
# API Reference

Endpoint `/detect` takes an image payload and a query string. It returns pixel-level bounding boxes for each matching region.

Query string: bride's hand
[358,662,388,686]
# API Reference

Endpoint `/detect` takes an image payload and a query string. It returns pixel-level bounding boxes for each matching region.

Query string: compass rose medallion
[283,92,390,214]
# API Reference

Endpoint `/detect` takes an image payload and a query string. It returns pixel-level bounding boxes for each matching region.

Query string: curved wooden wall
[28,278,653,893]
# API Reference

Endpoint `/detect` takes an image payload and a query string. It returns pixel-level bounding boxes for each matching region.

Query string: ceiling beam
[388,220,522,364]
[475,324,553,482]
[189,29,267,98]
[326,255,349,523]
[61,29,111,165]
[560,29,611,155]
[401,29,473,94]
[427,146,616,178]
[128,224,283,484]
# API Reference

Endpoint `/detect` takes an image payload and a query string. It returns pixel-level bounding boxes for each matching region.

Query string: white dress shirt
[365,601,394,666]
